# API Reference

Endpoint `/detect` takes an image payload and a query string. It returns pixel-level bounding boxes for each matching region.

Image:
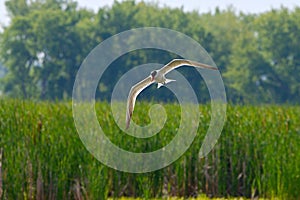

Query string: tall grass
[0,99,299,199]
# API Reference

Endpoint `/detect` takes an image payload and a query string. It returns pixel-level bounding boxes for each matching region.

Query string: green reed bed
[0,99,299,199]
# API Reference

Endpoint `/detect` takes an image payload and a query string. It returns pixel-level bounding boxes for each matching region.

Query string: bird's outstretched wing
[126,76,153,129]
[159,59,218,75]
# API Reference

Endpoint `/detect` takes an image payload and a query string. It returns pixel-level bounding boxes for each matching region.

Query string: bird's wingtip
[125,120,130,129]
[126,111,132,129]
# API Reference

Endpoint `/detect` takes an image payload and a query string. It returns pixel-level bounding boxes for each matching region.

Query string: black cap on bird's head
[150,70,157,81]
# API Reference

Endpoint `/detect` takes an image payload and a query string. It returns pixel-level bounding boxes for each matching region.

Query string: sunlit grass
[0,99,299,199]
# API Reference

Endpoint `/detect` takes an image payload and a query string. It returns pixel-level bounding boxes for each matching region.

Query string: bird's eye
[151,71,157,76]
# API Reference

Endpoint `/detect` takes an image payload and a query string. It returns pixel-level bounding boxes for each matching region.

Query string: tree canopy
[0,0,299,103]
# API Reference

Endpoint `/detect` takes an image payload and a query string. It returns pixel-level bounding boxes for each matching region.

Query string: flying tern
[125,59,218,129]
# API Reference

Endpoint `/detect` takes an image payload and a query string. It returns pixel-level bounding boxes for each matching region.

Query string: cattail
[37,120,43,134]
[37,120,43,143]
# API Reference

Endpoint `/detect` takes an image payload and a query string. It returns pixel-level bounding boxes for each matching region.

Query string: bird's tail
[157,79,176,88]
[165,79,176,84]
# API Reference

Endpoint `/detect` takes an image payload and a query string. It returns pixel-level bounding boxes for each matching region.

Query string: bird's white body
[152,70,175,88]
[153,70,164,83]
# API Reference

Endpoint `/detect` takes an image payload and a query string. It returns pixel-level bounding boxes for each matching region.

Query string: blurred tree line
[0,0,299,103]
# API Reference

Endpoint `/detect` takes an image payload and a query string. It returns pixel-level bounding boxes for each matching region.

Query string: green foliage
[0,1,300,103]
[0,0,95,99]
[0,100,299,199]
[225,8,300,103]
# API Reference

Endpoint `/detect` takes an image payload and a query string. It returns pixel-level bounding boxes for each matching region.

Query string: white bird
[125,59,218,129]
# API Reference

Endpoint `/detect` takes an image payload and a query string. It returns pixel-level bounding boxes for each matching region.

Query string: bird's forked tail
[157,79,176,88]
